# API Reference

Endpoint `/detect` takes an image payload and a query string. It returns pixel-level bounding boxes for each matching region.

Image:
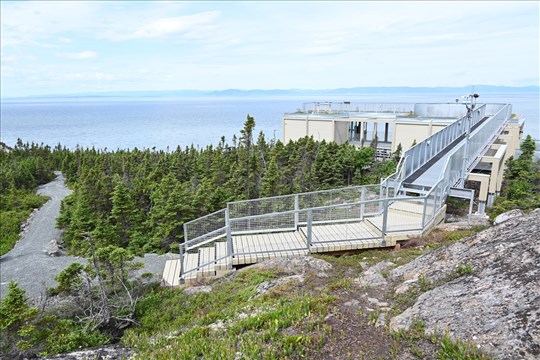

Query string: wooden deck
[162,206,426,286]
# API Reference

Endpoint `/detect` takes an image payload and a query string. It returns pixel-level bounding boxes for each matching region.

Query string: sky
[1,1,539,98]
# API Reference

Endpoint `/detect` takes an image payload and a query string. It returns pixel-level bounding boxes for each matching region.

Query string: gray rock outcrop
[42,344,133,359]
[493,208,524,225]
[389,209,540,359]
[249,256,333,277]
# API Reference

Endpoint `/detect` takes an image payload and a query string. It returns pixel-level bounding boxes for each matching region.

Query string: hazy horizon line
[2,84,539,100]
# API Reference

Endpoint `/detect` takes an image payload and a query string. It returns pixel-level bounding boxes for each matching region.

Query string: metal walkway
[163,102,512,285]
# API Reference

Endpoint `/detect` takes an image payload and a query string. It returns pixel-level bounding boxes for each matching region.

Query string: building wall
[283,118,308,143]
[392,122,447,152]
[334,121,349,143]
[307,120,334,142]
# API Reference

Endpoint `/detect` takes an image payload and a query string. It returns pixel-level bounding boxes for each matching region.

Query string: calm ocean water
[1,93,538,151]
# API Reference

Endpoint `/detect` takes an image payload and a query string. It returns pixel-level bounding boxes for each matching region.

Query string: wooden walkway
[162,202,428,286]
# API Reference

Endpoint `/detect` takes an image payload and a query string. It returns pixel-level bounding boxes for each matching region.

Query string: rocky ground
[388,209,540,359]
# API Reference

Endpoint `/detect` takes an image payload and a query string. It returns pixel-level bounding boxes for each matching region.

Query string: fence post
[381,199,388,246]
[294,195,299,229]
[306,209,313,252]
[179,244,185,284]
[421,197,427,229]
[180,224,187,283]
[225,208,233,269]
[360,187,365,220]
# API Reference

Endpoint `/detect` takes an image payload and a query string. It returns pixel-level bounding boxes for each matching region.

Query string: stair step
[197,246,216,279]
[162,259,181,287]
[215,241,230,274]
[183,252,199,282]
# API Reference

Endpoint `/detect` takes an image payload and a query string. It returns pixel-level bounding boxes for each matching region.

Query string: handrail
[398,104,486,182]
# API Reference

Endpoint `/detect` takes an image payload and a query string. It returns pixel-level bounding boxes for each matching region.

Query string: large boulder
[389,209,540,359]
[46,239,64,257]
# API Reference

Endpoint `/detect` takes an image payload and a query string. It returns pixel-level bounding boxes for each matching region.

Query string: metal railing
[295,102,416,115]
[385,104,487,185]
[177,103,512,282]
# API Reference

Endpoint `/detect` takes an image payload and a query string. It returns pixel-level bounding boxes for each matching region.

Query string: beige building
[282,101,524,213]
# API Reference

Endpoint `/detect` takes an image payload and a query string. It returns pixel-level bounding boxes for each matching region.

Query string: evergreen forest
[1,116,397,257]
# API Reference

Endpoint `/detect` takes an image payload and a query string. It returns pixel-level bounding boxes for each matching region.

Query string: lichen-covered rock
[184,285,212,296]
[250,256,333,277]
[41,345,133,359]
[493,208,524,225]
[354,260,395,288]
[390,209,540,359]
[249,275,304,299]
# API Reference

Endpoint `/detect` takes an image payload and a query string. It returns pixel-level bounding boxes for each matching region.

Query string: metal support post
[468,190,475,224]
[421,197,427,229]
[294,195,299,229]
[306,209,313,251]
[180,224,187,282]
[360,187,365,219]
[225,208,233,269]
[381,199,388,246]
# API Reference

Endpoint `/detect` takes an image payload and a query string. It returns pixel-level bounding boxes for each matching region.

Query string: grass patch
[0,192,49,255]
[454,263,476,277]
[123,268,333,359]
[436,332,492,359]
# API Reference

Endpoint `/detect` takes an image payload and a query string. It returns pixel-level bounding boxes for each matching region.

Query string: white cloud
[101,10,221,41]
[58,51,97,59]
[135,11,219,38]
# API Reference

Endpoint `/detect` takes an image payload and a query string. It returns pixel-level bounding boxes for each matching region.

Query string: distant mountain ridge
[4,85,539,100]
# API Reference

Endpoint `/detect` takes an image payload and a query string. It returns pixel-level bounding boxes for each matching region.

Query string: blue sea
[1,93,538,151]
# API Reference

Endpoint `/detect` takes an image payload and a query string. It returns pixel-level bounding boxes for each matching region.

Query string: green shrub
[454,263,476,277]
[436,332,491,359]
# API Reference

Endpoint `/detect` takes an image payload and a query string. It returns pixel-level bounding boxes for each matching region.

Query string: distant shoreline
[3,85,539,101]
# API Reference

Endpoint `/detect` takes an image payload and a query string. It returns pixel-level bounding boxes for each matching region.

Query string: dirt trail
[0,172,167,300]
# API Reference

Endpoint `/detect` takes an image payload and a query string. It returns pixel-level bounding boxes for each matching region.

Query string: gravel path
[0,172,168,300]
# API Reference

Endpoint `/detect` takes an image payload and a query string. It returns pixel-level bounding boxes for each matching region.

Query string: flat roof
[283,112,459,124]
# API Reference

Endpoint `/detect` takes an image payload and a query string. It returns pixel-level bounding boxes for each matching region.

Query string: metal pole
[180,224,187,283]
[225,208,233,269]
[360,187,365,220]
[306,209,313,251]
[468,190,475,224]
[179,244,184,284]
[461,112,471,187]
[381,199,388,246]
[461,93,478,188]
[421,197,427,228]
[294,195,299,229]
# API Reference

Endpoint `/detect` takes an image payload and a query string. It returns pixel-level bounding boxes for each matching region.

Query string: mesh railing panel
[184,209,226,244]
[228,185,386,225]
[230,212,296,234]
[309,203,364,224]
[385,198,425,233]
[466,104,510,173]
[184,230,227,252]
[298,186,363,210]
[228,195,296,219]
